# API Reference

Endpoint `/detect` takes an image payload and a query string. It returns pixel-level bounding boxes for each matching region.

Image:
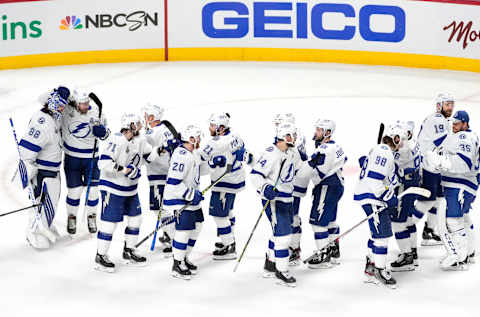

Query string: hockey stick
[161,120,179,139]
[233,159,286,273]
[377,123,385,145]
[0,204,41,217]
[82,92,103,227]
[9,117,56,242]
[135,164,233,249]
[302,186,431,264]
[150,198,164,251]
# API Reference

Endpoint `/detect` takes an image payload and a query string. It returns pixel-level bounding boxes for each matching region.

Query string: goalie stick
[302,187,431,264]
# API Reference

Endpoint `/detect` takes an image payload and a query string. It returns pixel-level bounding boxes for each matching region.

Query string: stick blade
[398,187,431,199]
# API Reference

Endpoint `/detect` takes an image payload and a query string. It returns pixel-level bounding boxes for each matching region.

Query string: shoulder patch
[212,136,220,141]
[320,144,328,149]
[114,132,122,137]
[435,114,442,118]
[37,117,45,124]
[266,146,274,152]
[146,129,153,135]
[179,149,187,155]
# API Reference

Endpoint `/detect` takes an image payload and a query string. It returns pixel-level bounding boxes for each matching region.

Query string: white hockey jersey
[309,140,346,187]
[144,123,175,185]
[441,129,479,195]
[354,144,396,206]
[292,133,309,197]
[417,112,450,171]
[200,131,246,194]
[61,103,107,159]
[162,146,202,212]
[98,133,158,197]
[394,138,420,171]
[251,145,298,203]
[19,110,62,172]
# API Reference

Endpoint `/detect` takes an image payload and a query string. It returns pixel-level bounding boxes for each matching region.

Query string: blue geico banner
[201,2,406,43]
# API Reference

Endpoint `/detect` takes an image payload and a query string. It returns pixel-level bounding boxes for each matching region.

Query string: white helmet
[180,125,202,145]
[314,119,336,137]
[120,113,142,131]
[209,112,230,129]
[276,123,296,146]
[395,120,415,140]
[73,88,90,104]
[143,103,165,121]
[384,124,407,149]
[435,93,454,112]
[273,113,296,126]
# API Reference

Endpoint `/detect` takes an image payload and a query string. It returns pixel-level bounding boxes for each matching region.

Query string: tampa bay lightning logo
[38,117,45,124]
[68,121,91,139]
[281,163,294,183]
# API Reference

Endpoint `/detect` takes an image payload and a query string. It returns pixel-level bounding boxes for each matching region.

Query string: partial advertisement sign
[0,0,165,57]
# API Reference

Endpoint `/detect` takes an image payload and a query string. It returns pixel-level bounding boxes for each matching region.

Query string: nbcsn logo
[59,16,83,30]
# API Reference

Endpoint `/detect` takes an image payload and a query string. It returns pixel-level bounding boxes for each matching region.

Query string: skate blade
[330,258,341,265]
[390,265,415,272]
[123,259,147,267]
[263,271,276,279]
[414,260,419,267]
[441,264,469,271]
[308,263,333,269]
[383,283,398,290]
[276,280,296,288]
[363,275,379,285]
[421,240,443,246]
[94,264,115,273]
[171,271,191,280]
[213,254,237,260]
[288,260,301,267]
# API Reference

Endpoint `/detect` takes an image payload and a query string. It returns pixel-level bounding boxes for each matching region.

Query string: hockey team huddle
[13,87,477,289]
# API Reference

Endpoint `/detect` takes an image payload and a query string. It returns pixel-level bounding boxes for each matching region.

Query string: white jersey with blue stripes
[144,123,174,186]
[417,112,450,171]
[19,110,62,172]
[163,146,202,212]
[309,140,346,187]
[292,133,309,197]
[61,103,106,159]
[199,131,246,194]
[354,144,396,206]
[394,138,420,171]
[441,129,479,195]
[250,144,298,203]
[98,133,156,197]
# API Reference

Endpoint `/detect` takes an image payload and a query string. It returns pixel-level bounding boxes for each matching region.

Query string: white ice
[0,62,479,316]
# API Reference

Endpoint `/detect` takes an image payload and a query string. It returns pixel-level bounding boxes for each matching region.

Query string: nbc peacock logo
[59,16,83,30]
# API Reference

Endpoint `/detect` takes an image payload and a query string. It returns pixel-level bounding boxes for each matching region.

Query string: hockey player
[163,125,205,280]
[62,89,109,235]
[142,104,176,257]
[199,113,248,260]
[390,121,421,272]
[95,113,162,272]
[251,122,299,287]
[438,110,479,270]
[416,93,454,246]
[272,113,309,266]
[306,119,346,268]
[354,125,403,289]
[19,89,68,249]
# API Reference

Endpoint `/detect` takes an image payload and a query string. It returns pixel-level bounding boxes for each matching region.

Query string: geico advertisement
[0,0,165,57]
[169,0,480,59]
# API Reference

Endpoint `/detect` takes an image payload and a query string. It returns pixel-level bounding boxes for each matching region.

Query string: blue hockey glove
[166,138,181,155]
[92,124,107,138]
[308,152,325,168]
[234,146,246,162]
[358,155,367,168]
[191,190,204,205]
[262,184,278,200]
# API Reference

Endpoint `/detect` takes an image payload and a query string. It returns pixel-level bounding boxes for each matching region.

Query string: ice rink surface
[0,61,479,316]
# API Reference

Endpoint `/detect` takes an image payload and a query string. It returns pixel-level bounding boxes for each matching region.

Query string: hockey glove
[308,152,325,168]
[92,124,107,138]
[125,164,141,180]
[191,190,204,205]
[298,149,308,162]
[262,184,278,200]
[166,138,181,155]
[380,188,398,209]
